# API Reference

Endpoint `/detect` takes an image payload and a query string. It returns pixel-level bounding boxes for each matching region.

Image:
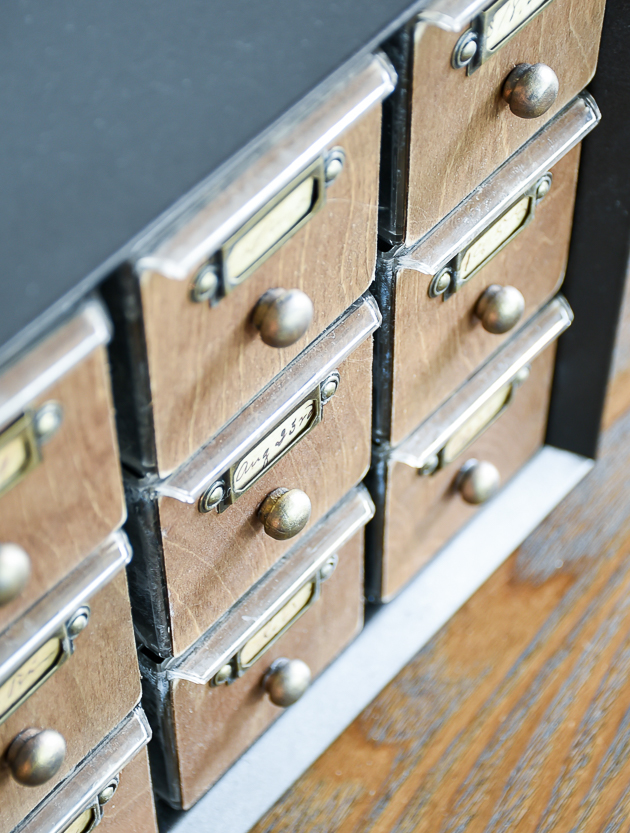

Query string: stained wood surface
[99,747,158,833]
[406,0,605,244]
[602,261,630,430]
[141,109,380,477]
[392,147,579,445]
[0,347,125,635]
[159,336,372,657]
[251,378,630,833]
[0,572,141,832]
[171,532,364,810]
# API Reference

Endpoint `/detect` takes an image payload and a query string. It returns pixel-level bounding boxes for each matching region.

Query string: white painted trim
[166,445,593,833]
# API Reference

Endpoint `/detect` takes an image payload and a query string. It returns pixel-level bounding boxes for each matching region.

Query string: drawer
[0,570,141,832]
[0,301,125,634]
[384,0,605,245]
[141,485,373,810]
[12,709,156,833]
[368,297,571,602]
[105,54,395,478]
[126,295,379,658]
[377,95,597,446]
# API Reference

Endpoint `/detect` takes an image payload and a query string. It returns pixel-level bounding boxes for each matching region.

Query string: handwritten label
[241,582,315,667]
[485,0,549,50]
[232,398,318,494]
[0,637,63,720]
[460,196,530,280]
[442,383,512,465]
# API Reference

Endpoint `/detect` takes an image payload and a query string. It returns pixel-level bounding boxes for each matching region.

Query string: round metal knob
[457,460,501,505]
[0,543,31,606]
[475,285,525,334]
[502,63,559,119]
[252,288,314,348]
[258,488,311,541]
[6,728,66,786]
[263,658,311,707]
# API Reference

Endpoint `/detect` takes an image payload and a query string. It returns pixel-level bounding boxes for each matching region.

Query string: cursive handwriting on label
[0,638,63,719]
[486,0,549,50]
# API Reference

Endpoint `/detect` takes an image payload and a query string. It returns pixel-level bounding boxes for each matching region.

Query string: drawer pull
[252,288,314,348]
[502,63,559,119]
[476,285,525,334]
[456,460,501,505]
[258,487,312,540]
[6,727,66,786]
[0,542,30,606]
[263,657,311,707]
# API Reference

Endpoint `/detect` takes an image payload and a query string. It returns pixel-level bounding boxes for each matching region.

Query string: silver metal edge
[13,707,151,833]
[417,0,493,31]
[0,531,132,687]
[135,53,396,281]
[156,294,381,503]
[391,296,573,469]
[399,93,600,276]
[0,299,112,432]
[165,485,375,684]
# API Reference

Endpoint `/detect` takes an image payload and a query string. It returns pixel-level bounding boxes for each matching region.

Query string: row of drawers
[0,0,606,827]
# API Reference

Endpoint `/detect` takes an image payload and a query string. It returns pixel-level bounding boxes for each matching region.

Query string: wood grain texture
[392,147,579,445]
[171,532,364,809]
[384,345,554,600]
[251,365,630,833]
[602,261,630,430]
[158,336,372,657]
[0,347,126,635]
[98,748,158,833]
[0,572,141,832]
[406,0,604,243]
[141,109,381,477]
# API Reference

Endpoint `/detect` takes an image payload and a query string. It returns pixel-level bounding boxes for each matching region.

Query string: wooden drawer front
[390,143,580,445]
[382,345,555,601]
[96,748,157,833]
[405,0,605,243]
[0,572,141,832]
[156,335,372,657]
[0,305,125,635]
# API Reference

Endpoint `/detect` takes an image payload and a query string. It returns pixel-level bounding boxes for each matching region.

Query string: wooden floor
[250,402,630,831]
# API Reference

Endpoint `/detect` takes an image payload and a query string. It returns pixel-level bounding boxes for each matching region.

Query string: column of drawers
[0,304,158,833]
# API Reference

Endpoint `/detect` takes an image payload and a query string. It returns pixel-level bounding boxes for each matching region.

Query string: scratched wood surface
[0,347,126,635]
[251,385,630,833]
[159,336,372,657]
[99,748,158,833]
[392,147,579,445]
[0,572,141,832]
[172,532,364,809]
[406,0,605,244]
[141,108,380,477]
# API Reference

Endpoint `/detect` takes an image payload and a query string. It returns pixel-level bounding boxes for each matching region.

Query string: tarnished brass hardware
[324,147,346,184]
[320,372,340,403]
[476,285,525,334]
[252,288,314,348]
[456,459,501,504]
[213,664,233,686]
[0,543,31,606]
[502,63,559,119]
[6,727,66,786]
[418,455,440,477]
[32,401,63,444]
[429,269,453,298]
[258,488,312,540]
[0,401,64,499]
[66,606,91,638]
[97,775,120,805]
[190,265,220,304]
[319,554,338,581]
[198,481,227,514]
[263,657,311,707]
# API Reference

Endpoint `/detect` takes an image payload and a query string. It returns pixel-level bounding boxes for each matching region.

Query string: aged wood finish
[158,337,372,656]
[602,261,630,430]
[406,0,604,244]
[99,748,158,833]
[171,532,363,810]
[0,572,140,832]
[0,348,125,634]
[384,346,554,600]
[252,368,630,833]
[140,110,381,476]
[392,146,579,445]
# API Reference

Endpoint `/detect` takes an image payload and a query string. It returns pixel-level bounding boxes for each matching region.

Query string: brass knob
[263,658,311,707]
[6,728,66,786]
[0,543,31,606]
[502,63,559,119]
[457,460,501,505]
[252,288,314,348]
[258,488,311,540]
[475,285,524,334]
